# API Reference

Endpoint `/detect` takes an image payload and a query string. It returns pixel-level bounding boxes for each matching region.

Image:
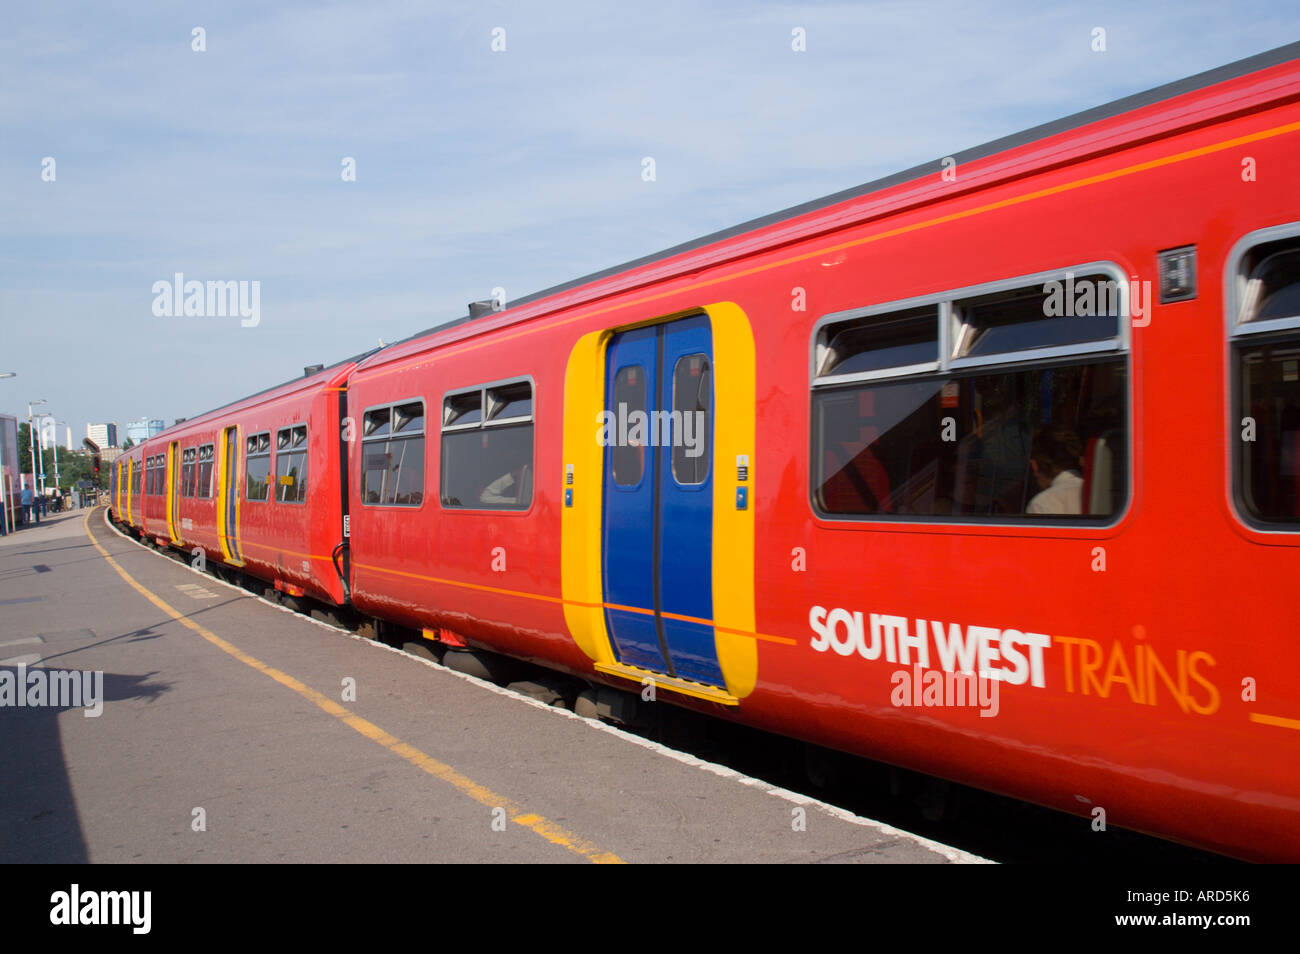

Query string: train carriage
[123,360,365,607]
[112,42,1300,860]
[339,43,1300,861]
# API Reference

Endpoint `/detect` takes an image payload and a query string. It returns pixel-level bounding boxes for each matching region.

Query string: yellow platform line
[85,510,624,864]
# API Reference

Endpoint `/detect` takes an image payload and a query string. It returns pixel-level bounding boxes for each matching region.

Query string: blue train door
[602,315,722,686]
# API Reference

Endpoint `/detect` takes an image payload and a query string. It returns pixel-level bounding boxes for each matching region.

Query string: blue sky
[2,1,1299,445]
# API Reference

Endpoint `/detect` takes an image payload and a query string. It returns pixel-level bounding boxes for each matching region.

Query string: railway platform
[0,508,983,864]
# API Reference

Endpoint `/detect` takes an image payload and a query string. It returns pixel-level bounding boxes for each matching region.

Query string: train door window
[196,444,214,498]
[275,424,308,503]
[441,379,534,510]
[181,448,197,497]
[811,265,1128,521]
[244,432,271,501]
[168,444,181,533]
[671,353,712,485]
[611,366,646,486]
[361,401,425,506]
[1229,225,1300,525]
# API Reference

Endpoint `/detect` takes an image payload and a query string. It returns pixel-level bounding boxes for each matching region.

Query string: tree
[18,422,32,475]
[16,426,100,489]
[55,448,97,489]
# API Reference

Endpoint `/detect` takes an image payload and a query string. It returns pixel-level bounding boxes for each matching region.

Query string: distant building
[125,418,164,444]
[87,422,118,449]
[37,418,66,450]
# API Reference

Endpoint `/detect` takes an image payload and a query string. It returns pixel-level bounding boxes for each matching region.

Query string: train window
[611,366,646,486]
[244,431,271,501]
[486,382,531,422]
[196,444,214,499]
[1238,246,1300,327]
[394,402,424,433]
[1230,227,1300,525]
[275,424,308,504]
[442,391,482,429]
[952,273,1119,363]
[181,448,197,497]
[812,265,1128,522]
[361,401,425,507]
[441,379,534,511]
[671,354,712,485]
[363,407,391,439]
[817,306,938,379]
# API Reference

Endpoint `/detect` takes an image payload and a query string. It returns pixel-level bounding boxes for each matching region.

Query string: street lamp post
[28,399,46,519]
[46,417,68,503]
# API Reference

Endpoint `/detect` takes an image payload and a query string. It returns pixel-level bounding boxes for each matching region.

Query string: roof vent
[304,364,324,376]
[468,300,497,318]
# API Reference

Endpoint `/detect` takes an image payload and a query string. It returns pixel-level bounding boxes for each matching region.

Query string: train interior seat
[518,463,532,506]
[1082,432,1116,516]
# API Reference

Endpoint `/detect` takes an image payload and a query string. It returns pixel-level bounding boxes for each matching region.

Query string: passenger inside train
[1026,425,1084,515]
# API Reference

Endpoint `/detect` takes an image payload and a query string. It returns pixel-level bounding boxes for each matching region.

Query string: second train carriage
[113,359,365,606]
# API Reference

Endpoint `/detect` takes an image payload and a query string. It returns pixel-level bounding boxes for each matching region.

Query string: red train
[111,43,1300,861]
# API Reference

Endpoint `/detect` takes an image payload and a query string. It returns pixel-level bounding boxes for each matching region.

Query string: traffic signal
[83,438,102,487]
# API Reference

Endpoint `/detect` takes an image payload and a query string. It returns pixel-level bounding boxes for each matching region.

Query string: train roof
[142,347,381,444]
[355,38,1300,371]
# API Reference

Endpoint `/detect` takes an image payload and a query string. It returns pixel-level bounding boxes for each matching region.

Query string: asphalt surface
[0,506,982,863]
